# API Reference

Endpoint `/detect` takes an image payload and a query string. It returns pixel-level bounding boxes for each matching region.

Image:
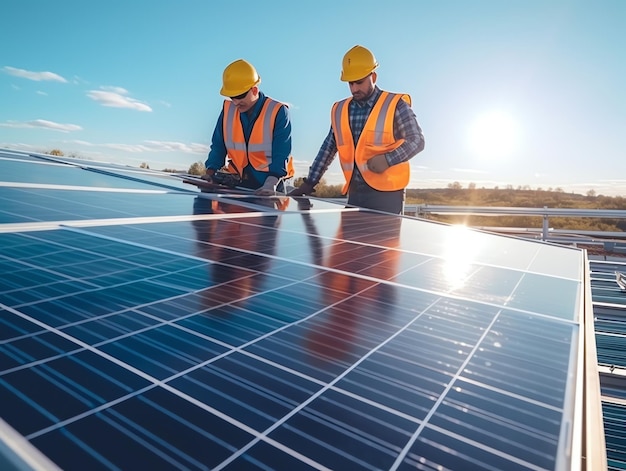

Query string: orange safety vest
[222,98,294,178]
[331,91,411,194]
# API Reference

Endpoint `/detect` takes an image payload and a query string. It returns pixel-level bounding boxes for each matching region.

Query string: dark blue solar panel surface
[0,150,585,470]
[588,257,626,471]
[603,403,626,470]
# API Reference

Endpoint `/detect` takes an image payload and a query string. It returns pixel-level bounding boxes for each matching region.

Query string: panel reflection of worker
[202,59,295,196]
[304,210,402,362]
[192,196,286,302]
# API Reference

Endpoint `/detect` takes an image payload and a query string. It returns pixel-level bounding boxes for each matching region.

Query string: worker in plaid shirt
[290,45,425,214]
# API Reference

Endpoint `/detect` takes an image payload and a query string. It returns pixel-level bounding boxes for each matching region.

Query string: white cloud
[101,86,128,94]
[68,140,94,146]
[0,119,82,132]
[63,139,207,154]
[103,143,153,153]
[143,140,208,154]
[2,66,67,83]
[94,140,206,154]
[87,87,152,111]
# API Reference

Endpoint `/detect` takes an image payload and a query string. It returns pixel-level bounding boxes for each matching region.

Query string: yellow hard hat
[220,59,261,97]
[340,45,379,82]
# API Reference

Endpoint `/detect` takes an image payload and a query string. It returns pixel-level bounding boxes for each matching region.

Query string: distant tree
[448,181,462,190]
[555,187,564,193]
[48,149,64,156]
[468,182,476,190]
[140,162,150,169]
[188,161,206,175]
[587,189,597,197]
[162,168,178,173]
[293,177,329,187]
[289,177,342,197]
[314,183,343,198]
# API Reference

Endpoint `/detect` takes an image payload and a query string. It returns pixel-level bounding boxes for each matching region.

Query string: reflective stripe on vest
[223,103,246,152]
[332,100,354,173]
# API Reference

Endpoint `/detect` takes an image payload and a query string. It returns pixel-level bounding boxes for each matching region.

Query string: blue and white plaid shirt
[307,86,424,186]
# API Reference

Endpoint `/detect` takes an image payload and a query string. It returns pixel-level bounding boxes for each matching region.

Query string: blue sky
[2,0,625,196]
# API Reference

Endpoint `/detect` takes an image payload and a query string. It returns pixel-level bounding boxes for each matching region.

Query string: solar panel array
[0,149,586,470]
[588,258,626,470]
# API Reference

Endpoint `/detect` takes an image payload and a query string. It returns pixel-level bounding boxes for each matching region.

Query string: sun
[468,110,520,160]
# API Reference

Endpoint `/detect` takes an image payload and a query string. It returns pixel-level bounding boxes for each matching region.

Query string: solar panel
[0,149,586,470]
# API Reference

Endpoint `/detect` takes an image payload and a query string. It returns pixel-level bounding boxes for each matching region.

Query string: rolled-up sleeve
[307,127,338,185]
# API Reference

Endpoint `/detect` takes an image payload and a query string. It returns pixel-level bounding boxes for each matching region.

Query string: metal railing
[405,204,626,249]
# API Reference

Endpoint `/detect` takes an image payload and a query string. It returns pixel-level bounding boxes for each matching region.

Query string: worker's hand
[201,169,215,182]
[288,180,315,196]
[366,154,390,174]
[255,176,279,196]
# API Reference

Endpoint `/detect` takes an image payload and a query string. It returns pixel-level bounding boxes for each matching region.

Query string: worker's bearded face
[348,73,376,102]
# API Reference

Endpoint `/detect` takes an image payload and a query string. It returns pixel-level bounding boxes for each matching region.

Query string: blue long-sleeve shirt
[205,91,292,188]
[307,86,424,186]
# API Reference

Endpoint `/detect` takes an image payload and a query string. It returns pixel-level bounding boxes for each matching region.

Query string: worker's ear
[370,72,377,84]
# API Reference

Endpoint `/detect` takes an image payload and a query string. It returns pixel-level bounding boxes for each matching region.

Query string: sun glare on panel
[442,224,483,290]
[468,110,520,160]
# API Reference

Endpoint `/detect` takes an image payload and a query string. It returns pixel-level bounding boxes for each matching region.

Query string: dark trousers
[346,183,405,214]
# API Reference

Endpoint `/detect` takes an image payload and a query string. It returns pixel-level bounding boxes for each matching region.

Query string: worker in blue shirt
[203,59,294,195]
